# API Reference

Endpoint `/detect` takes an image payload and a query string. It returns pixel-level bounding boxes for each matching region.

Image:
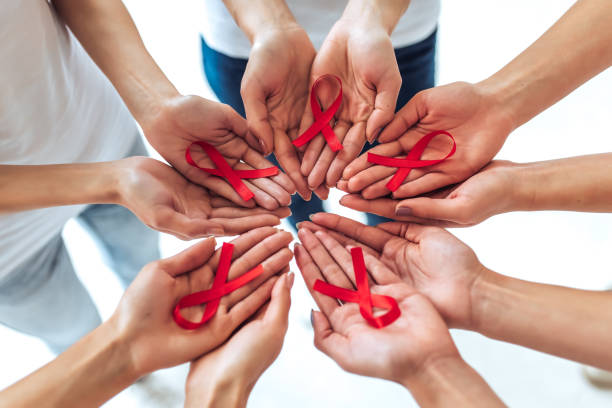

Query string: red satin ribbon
[185,141,279,201]
[292,75,343,152]
[173,242,264,330]
[367,130,456,192]
[313,247,400,329]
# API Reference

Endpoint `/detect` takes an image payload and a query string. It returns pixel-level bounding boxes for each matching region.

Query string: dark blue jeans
[201,29,437,230]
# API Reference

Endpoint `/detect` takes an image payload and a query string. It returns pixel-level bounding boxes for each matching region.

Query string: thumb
[395,197,467,223]
[242,85,275,155]
[378,90,425,143]
[264,273,294,328]
[366,72,401,143]
[153,207,225,239]
[311,310,351,367]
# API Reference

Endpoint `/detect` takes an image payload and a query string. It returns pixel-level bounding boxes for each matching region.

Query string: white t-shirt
[201,0,440,59]
[0,1,137,279]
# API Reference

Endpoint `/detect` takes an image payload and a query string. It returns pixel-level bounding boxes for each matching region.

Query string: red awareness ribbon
[313,247,400,329]
[173,242,264,330]
[367,130,456,192]
[185,141,279,202]
[292,75,343,152]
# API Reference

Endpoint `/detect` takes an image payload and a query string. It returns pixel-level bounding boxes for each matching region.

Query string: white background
[1,0,612,407]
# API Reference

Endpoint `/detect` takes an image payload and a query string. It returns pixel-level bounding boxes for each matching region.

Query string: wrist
[469,268,512,335]
[341,0,408,34]
[185,374,250,408]
[474,79,520,135]
[231,2,299,44]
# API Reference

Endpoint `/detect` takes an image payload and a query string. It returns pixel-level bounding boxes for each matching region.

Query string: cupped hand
[184,272,294,408]
[298,213,486,328]
[116,156,290,239]
[341,82,515,199]
[339,161,520,227]
[241,25,315,200]
[298,19,401,191]
[111,226,294,376]
[295,228,458,384]
[141,94,296,209]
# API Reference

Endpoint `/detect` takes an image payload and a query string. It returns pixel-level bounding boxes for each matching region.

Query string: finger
[159,237,216,277]
[308,212,393,252]
[210,205,290,219]
[313,184,329,200]
[360,251,400,286]
[152,207,224,238]
[327,121,366,188]
[297,228,354,290]
[209,215,282,234]
[227,230,294,280]
[376,222,433,243]
[242,147,297,197]
[297,221,381,257]
[274,129,312,200]
[348,165,396,196]
[365,72,401,143]
[392,172,457,199]
[395,196,470,224]
[199,176,256,209]
[342,138,403,181]
[311,310,351,366]
[227,275,278,329]
[294,244,340,316]
[307,121,350,189]
[224,247,294,307]
[242,179,280,210]
[263,272,293,328]
[336,179,350,192]
[241,85,275,155]
[220,103,249,139]
[313,230,375,287]
[378,91,424,143]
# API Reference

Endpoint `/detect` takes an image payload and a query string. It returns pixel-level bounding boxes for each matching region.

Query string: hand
[341,82,516,198]
[298,213,486,328]
[141,95,296,209]
[116,156,291,239]
[339,161,519,227]
[298,18,401,190]
[295,228,459,384]
[111,226,294,376]
[184,272,294,408]
[241,25,316,200]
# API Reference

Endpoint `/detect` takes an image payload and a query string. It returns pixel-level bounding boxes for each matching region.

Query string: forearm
[402,355,505,407]
[52,0,178,126]
[0,318,139,408]
[478,0,612,130]
[506,154,612,213]
[472,269,612,370]
[342,0,411,34]
[222,0,299,43]
[0,162,121,214]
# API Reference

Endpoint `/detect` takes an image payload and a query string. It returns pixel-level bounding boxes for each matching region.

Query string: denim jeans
[201,29,437,229]
[0,137,160,354]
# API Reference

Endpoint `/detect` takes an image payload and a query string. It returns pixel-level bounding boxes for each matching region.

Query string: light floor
[1,1,611,406]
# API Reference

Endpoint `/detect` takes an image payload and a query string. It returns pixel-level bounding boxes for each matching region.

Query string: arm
[0,158,290,239]
[342,0,612,199]
[340,154,612,227]
[51,0,296,209]
[472,270,612,371]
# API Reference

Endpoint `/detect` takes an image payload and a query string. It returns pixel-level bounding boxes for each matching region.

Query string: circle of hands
[116,17,520,402]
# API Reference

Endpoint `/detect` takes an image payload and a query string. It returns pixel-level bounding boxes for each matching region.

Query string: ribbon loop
[186,141,279,201]
[313,247,400,329]
[292,75,343,152]
[367,130,456,192]
[173,242,264,330]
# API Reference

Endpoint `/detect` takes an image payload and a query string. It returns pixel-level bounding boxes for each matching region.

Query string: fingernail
[310,309,315,327]
[287,272,295,289]
[210,228,224,236]
[395,206,412,216]
[259,138,267,154]
[369,127,382,143]
[296,222,304,229]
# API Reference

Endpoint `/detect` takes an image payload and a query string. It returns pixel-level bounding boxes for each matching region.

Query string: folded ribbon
[185,141,279,201]
[173,242,264,330]
[367,130,456,192]
[292,75,343,152]
[313,247,400,329]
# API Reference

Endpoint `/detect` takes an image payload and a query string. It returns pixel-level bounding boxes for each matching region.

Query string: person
[296,213,612,405]
[338,0,612,205]
[200,0,439,229]
[0,0,291,354]
[0,228,294,408]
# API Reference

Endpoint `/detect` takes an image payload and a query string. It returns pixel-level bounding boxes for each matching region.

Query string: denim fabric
[0,136,160,353]
[201,29,437,228]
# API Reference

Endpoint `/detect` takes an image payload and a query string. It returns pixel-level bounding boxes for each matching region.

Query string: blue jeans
[201,29,437,229]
